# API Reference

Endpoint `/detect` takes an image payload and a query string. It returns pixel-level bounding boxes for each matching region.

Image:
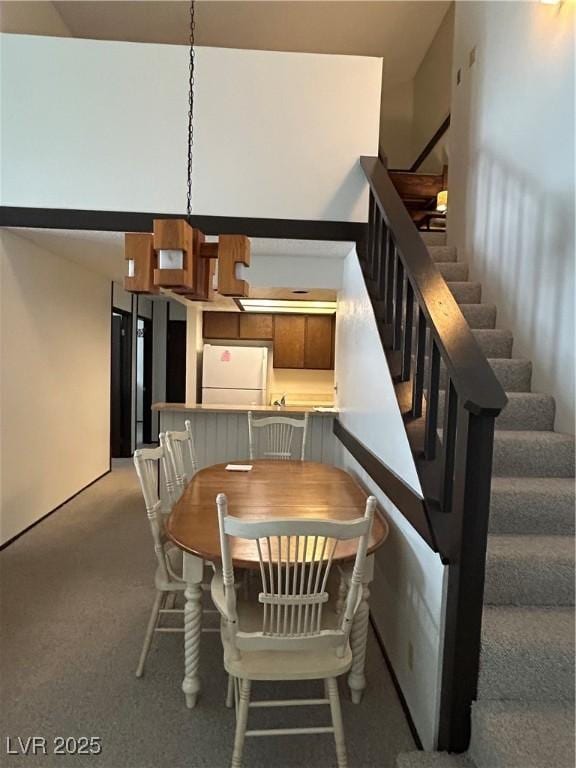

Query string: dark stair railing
[358,155,508,752]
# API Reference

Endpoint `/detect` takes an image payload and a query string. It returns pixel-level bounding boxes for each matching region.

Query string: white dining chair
[247,411,309,461]
[164,419,199,500]
[133,443,186,678]
[133,439,216,679]
[211,492,377,768]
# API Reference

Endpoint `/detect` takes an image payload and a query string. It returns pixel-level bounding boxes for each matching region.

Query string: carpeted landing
[0,460,415,768]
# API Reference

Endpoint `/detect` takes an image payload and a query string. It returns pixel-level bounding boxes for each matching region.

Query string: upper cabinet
[304,315,334,370]
[203,312,335,370]
[203,312,239,339]
[239,313,274,340]
[273,315,306,369]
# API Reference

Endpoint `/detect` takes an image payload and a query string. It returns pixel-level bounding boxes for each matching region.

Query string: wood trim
[333,418,437,553]
[410,114,451,173]
[0,206,366,242]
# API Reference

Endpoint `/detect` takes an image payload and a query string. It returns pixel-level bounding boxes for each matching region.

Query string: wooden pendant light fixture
[124,221,251,299]
[123,0,250,301]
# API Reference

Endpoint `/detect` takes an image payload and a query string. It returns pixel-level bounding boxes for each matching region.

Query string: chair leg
[226,675,235,708]
[327,677,348,768]
[136,590,164,678]
[231,679,251,768]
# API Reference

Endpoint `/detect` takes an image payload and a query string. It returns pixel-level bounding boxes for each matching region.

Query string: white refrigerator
[202,344,268,405]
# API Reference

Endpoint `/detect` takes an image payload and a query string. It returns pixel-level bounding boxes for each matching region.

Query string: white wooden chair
[133,439,216,679]
[247,411,309,461]
[211,492,377,768]
[164,419,199,500]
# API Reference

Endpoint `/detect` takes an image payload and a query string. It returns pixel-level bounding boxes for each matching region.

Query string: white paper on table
[225,464,253,472]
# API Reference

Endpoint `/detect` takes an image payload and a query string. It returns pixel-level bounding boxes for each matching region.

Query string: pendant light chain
[186,0,196,220]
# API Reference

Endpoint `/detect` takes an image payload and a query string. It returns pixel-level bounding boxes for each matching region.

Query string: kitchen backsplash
[269,368,335,406]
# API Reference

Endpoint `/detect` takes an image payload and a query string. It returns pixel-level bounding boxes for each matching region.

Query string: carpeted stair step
[495,392,555,430]
[436,357,531,391]
[459,303,497,329]
[487,358,532,392]
[448,281,482,304]
[492,430,575,477]
[469,701,575,768]
[437,262,469,281]
[484,535,575,606]
[479,606,575,702]
[436,357,532,391]
[422,231,446,246]
[490,477,575,535]
[427,245,457,263]
[438,392,555,431]
[471,329,513,358]
[397,752,475,768]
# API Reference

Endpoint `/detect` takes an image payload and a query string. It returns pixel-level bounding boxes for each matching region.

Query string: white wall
[335,250,421,495]
[1,35,381,221]
[379,80,414,168]
[0,230,111,545]
[412,4,454,171]
[185,304,203,405]
[249,253,345,291]
[112,282,132,313]
[449,0,575,433]
[335,249,445,749]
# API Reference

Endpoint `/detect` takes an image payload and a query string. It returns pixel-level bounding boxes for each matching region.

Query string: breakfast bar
[153,403,339,467]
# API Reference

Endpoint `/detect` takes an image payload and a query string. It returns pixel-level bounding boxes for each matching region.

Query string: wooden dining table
[167,459,389,709]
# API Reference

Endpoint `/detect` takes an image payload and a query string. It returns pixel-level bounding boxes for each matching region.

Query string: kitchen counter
[155,403,338,474]
[152,403,337,414]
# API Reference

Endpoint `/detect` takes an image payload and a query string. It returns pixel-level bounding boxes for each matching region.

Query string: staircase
[397,230,575,768]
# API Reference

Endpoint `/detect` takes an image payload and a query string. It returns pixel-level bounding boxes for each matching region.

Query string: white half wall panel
[1,35,381,221]
[334,248,445,748]
[335,248,421,495]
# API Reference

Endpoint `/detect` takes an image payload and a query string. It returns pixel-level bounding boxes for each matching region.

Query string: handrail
[358,155,508,753]
[409,114,451,173]
[361,156,507,415]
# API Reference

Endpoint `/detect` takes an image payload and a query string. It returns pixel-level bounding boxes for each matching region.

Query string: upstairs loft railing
[345,155,507,753]
[409,114,451,173]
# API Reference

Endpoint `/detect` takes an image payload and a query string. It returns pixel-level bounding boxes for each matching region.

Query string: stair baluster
[411,308,427,419]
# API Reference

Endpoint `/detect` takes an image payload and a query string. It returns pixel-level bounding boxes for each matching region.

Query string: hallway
[0,461,415,768]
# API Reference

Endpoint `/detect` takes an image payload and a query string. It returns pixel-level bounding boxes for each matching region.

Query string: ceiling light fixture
[238,299,337,315]
[123,1,251,300]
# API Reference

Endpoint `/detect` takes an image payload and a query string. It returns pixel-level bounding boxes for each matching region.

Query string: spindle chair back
[215,493,375,654]
[164,419,198,497]
[247,411,309,461]
[133,442,182,585]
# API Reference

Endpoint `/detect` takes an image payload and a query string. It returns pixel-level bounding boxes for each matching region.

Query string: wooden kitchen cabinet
[304,315,334,370]
[203,311,336,370]
[203,312,239,339]
[239,313,274,340]
[273,315,306,368]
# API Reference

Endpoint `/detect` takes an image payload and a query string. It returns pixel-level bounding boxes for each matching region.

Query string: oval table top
[167,460,389,569]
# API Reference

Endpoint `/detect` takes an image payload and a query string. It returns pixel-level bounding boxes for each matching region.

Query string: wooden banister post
[437,409,497,752]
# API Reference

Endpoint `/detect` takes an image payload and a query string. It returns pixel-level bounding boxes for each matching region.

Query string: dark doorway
[137,316,153,445]
[111,310,132,457]
[166,320,187,403]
